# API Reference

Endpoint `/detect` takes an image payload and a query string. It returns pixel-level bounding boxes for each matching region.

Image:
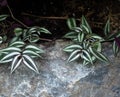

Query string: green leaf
[78,32,85,42]
[0,47,21,53]
[81,16,92,33]
[63,32,77,39]
[113,40,119,56]
[0,52,20,63]
[2,35,7,42]
[23,50,41,58]
[89,47,109,63]
[11,55,22,73]
[107,31,120,41]
[90,34,104,41]
[0,36,2,44]
[104,19,110,36]
[29,34,40,43]
[0,15,8,22]
[82,50,93,65]
[71,27,82,33]
[9,37,19,45]
[81,25,89,34]
[83,60,90,65]
[67,18,76,30]
[92,42,102,52]
[14,28,23,36]
[23,55,39,73]
[25,45,44,53]
[68,50,81,62]
[38,27,51,34]
[9,41,25,48]
[63,44,82,53]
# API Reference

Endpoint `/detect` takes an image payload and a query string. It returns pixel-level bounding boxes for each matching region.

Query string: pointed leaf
[23,55,39,73]
[68,50,81,62]
[0,47,21,53]
[38,27,51,34]
[104,19,110,36]
[113,40,119,56]
[9,41,25,48]
[1,52,20,62]
[0,15,8,22]
[107,31,120,41]
[81,16,92,33]
[25,45,44,53]
[14,28,23,36]
[89,47,109,63]
[11,55,22,73]
[71,27,82,33]
[67,18,76,30]
[63,44,82,52]
[63,32,77,39]
[78,32,84,42]
[0,36,2,44]
[82,50,93,65]
[23,50,41,58]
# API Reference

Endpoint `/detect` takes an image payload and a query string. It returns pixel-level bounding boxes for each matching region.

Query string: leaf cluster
[0,15,51,73]
[63,16,110,65]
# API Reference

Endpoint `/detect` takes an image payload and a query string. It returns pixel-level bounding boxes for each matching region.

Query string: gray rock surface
[0,40,120,97]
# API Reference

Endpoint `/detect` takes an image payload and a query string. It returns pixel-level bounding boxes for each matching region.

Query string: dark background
[1,0,120,39]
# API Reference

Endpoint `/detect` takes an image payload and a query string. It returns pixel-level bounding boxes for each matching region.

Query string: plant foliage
[0,41,44,73]
[63,16,109,65]
[104,19,120,56]
[0,14,51,73]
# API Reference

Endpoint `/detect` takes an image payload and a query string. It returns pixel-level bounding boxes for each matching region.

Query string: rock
[0,40,120,97]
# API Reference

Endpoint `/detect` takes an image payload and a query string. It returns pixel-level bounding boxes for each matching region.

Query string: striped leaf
[68,50,81,62]
[104,19,110,36]
[0,47,21,53]
[0,15,8,21]
[0,52,20,63]
[107,31,120,41]
[90,34,104,41]
[113,40,119,56]
[0,58,12,63]
[23,55,39,73]
[23,50,41,58]
[38,27,51,34]
[63,32,77,39]
[78,32,85,42]
[71,27,82,33]
[89,47,109,63]
[29,34,40,43]
[81,16,92,33]
[63,44,82,52]
[9,41,25,48]
[25,45,44,53]
[11,55,22,73]
[83,60,90,65]
[67,18,76,30]
[81,25,90,34]
[82,50,93,65]
[14,28,23,36]
[0,36,2,44]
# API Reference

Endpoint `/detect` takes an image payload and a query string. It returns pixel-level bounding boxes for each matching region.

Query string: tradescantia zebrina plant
[0,14,51,74]
[103,19,120,56]
[63,16,109,65]
[0,41,44,73]
[11,26,51,43]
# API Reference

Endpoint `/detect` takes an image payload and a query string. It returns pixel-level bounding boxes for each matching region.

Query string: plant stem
[39,38,52,42]
[7,4,29,28]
